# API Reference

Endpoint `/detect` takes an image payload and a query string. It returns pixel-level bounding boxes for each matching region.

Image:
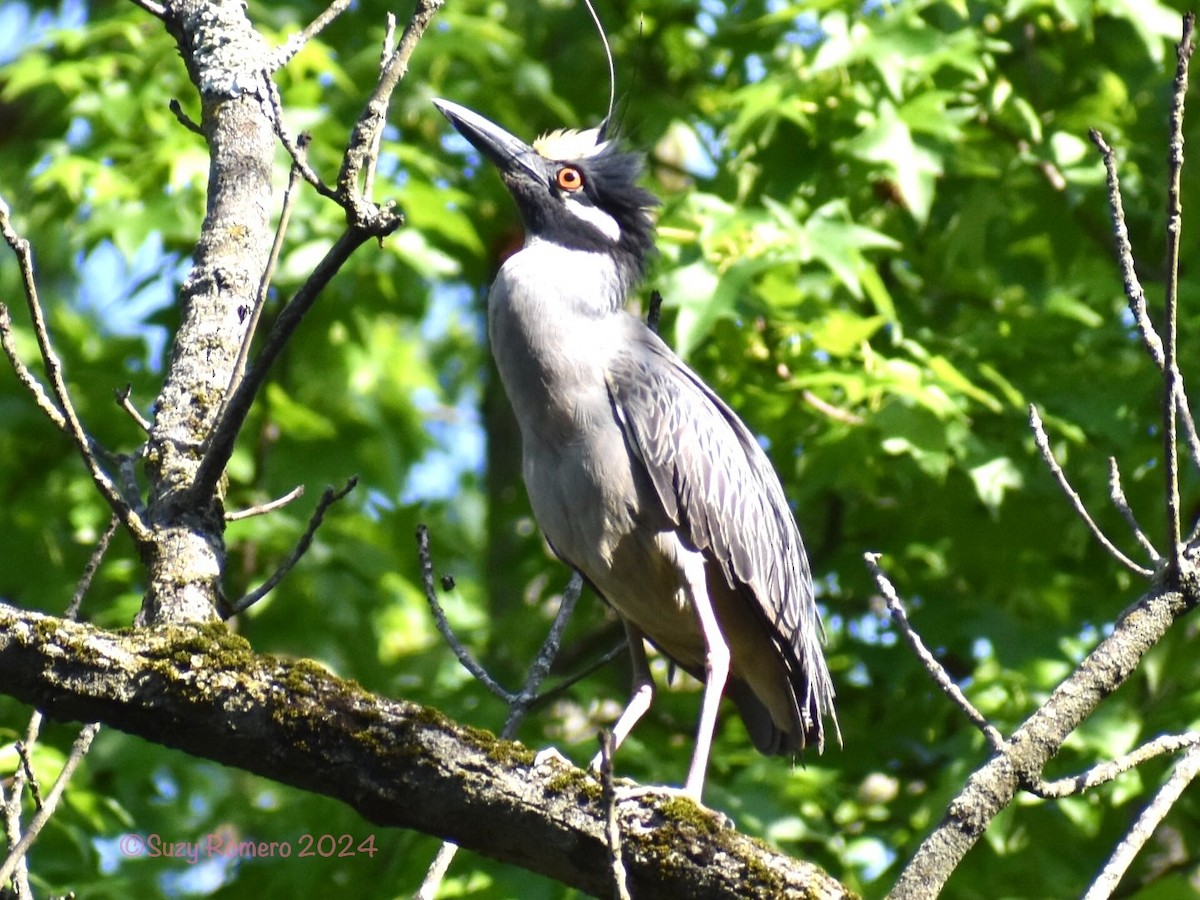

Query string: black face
[434,98,658,285]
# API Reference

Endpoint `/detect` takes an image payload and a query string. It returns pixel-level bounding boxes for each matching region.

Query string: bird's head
[434,98,658,287]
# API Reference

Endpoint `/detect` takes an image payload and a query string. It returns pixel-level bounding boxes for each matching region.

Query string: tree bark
[890,577,1199,898]
[0,600,849,899]
[139,0,279,625]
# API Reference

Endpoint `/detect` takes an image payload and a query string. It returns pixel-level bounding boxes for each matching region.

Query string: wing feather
[606,325,837,749]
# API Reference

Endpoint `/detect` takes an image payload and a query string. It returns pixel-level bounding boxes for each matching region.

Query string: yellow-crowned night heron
[434,98,838,800]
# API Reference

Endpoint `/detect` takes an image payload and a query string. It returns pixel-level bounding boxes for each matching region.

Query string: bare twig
[415,843,460,900]
[1160,13,1195,577]
[1027,732,1200,799]
[66,515,120,620]
[0,781,29,899]
[0,723,101,888]
[599,730,632,900]
[1089,130,1163,366]
[415,523,509,700]
[415,555,586,898]
[167,98,203,135]
[1107,458,1160,563]
[865,552,1006,751]
[337,0,444,201]
[270,0,352,71]
[0,303,66,430]
[0,712,40,899]
[1089,129,1200,473]
[266,80,337,199]
[802,389,866,425]
[13,743,41,813]
[527,640,627,711]
[1084,743,1200,900]
[503,572,584,732]
[0,197,149,541]
[362,14,399,200]
[188,227,375,505]
[226,153,307,406]
[1029,406,1154,578]
[225,478,357,616]
[226,485,306,522]
[127,0,165,18]
[115,384,152,432]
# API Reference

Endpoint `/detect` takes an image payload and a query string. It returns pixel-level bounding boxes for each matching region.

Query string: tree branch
[1160,12,1195,575]
[1084,743,1200,900]
[889,579,1199,898]
[1089,128,1200,474]
[0,724,100,888]
[0,200,149,541]
[0,602,850,900]
[865,553,1006,752]
[337,0,443,204]
[1029,405,1154,578]
[225,477,358,615]
[1027,731,1200,799]
[269,0,352,71]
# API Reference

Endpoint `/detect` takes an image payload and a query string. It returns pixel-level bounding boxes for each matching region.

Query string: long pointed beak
[433,98,541,180]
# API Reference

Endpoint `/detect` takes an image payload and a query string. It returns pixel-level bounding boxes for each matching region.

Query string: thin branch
[1029,406,1154,578]
[269,0,352,71]
[1089,130,1163,366]
[1089,129,1200,473]
[1107,457,1160,563]
[599,731,633,900]
[415,523,509,700]
[66,515,120,620]
[0,723,101,888]
[266,80,337,200]
[13,742,41,813]
[1160,13,1194,577]
[528,641,627,711]
[225,153,306,405]
[188,227,374,505]
[126,0,165,18]
[416,564,585,899]
[1084,743,1200,900]
[0,779,29,899]
[864,552,1006,752]
[802,389,866,426]
[503,572,584,733]
[167,98,203,135]
[0,712,41,900]
[1027,732,1200,799]
[337,0,444,200]
[0,303,66,430]
[226,485,306,522]
[115,384,151,432]
[415,843,460,900]
[362,14,399,201]
[0,197,149,541]
[225,478,357,616]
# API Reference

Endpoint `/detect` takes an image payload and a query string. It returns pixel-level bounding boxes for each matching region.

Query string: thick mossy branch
[0,602,849,900]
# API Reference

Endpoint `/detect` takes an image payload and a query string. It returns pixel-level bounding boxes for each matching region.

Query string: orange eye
[556,166,584,191]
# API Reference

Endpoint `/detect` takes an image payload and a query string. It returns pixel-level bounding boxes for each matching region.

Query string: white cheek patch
[564,194,621,242]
